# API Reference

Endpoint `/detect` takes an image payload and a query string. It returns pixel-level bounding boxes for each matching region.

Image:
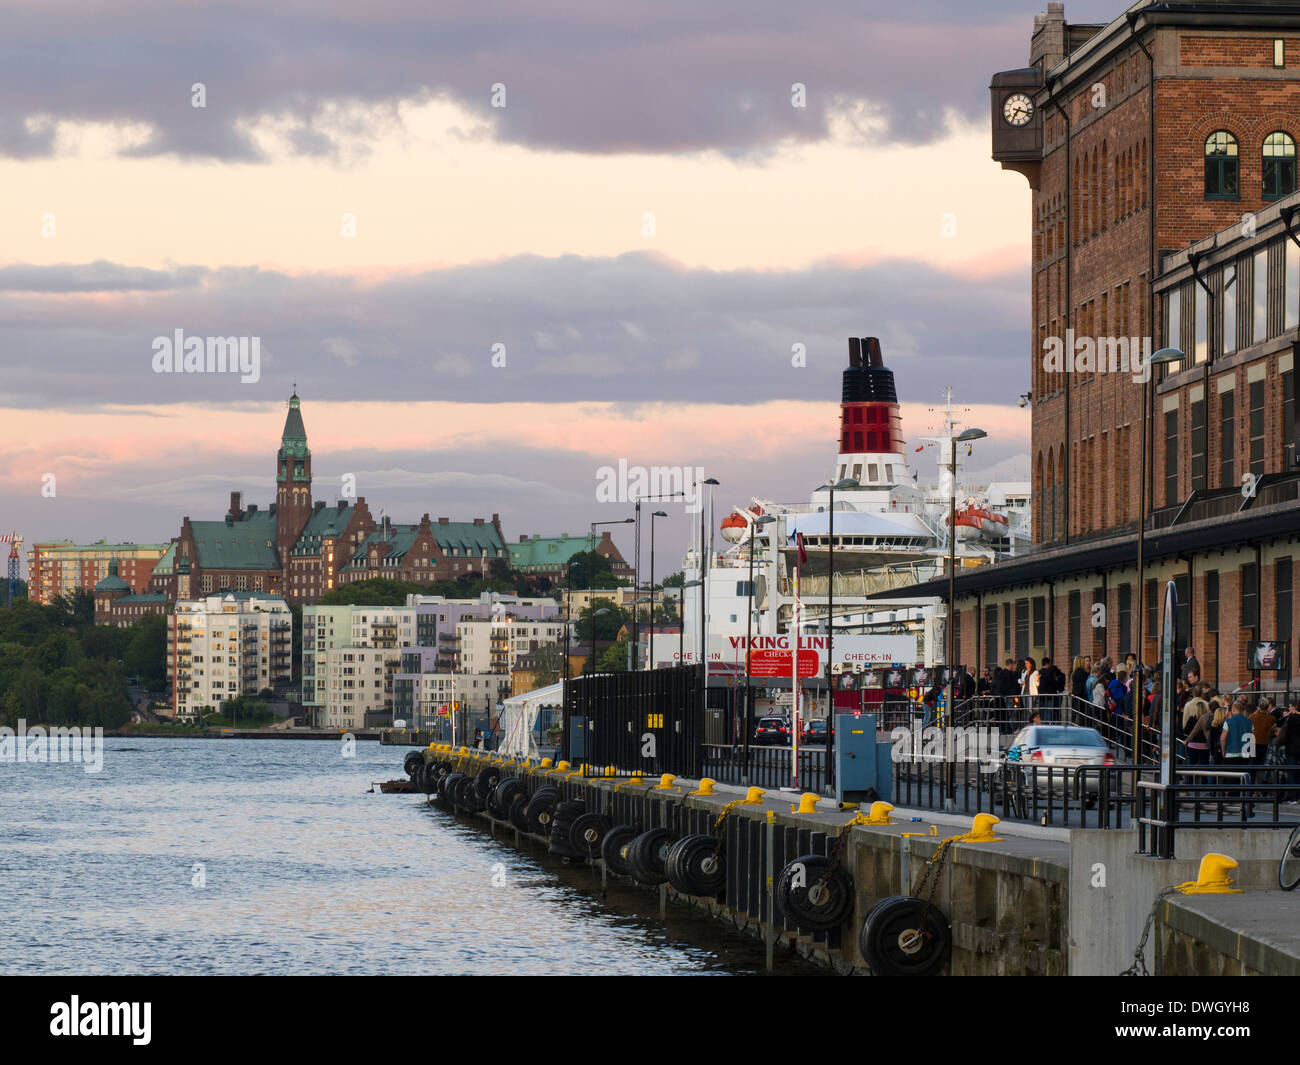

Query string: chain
[825,812,870,879]
[911,830,987,906]
[1121,886,1181,976]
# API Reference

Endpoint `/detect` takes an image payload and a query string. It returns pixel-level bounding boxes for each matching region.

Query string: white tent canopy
[499,681,564,758]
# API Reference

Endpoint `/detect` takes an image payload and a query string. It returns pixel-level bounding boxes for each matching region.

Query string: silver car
[1005,725,1114,796]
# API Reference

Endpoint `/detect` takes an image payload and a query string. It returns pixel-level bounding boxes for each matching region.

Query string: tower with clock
[990,67,1044,188]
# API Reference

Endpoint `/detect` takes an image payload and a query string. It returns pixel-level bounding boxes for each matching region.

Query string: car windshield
[758,719,786,728]
[1034,727,1105,747]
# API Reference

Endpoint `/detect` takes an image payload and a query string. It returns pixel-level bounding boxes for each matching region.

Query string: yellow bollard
[790,792,820,814]
[1177,853,1242,895]
[689,778,717,796]
[966,813,1002,841]
[539,758,553,769]
[743,787,765,805]
[655,774,677,790]
[555,761,570,772]
[865,801,895,825]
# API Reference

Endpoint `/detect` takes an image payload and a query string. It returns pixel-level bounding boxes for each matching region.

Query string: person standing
[1277,702,1300,801]
[1183,697,1212,766]
[1182,647,1201,684]
[1021,657,1038,720]
[1070,655,1089,701]
[1223,699,1255,814]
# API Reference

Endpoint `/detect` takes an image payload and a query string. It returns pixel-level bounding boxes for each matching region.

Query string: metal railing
[701,743,827,794]
[1138,776,1298,857]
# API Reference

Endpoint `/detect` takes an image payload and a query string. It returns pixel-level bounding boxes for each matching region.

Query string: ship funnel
[839,336,903,459]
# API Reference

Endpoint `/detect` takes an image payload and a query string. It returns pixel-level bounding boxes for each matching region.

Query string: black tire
[568,813,612,858]
[859,896,952,977]
[625,827,674,886]
[475,765,503,798]
[1280,823,1300,891]
[525,792,558,835]
[665,834,725,897]
[403,751,424,777]
[601,825,639,876]
[507,793,530,832]
[775,854,853,932]
[531,784,561,801]
[441,772,467,805]
[494,777,526,809]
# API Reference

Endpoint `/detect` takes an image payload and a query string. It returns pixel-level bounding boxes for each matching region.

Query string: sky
[0,0,1125,576]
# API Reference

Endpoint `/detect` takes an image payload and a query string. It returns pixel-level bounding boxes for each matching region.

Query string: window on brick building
[1278,558,1293,643]
[1146,579,1159,649]
[1032,596,1046,650]
[1222,263,1237,355]
[1242,562,1259,629]
[1190,395,1207,492]
[1118,584,1132,655]
[1164,408,1179,506]
[1284,366,1296,469]
[1165,284,1182,351]
[985,605,998,669]
[1250,378,1266,477]
[1205,131,1239,200]
[1068,590,1081,658]
[1206,570,1219,633]
[1263,132,1296,200]
[1015,599,1029,662]
[1220,388,1236,488]
[1194,281,1208,363]
[1003,602,1012,659]
[1288,240,1300,331]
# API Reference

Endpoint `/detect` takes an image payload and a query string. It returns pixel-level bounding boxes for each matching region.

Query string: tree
[124,613,167,690]
[596,638,629,673]
[528,642,565,688]
[567,550,620,591]
[575,599,628,642]
[660,571,684,587]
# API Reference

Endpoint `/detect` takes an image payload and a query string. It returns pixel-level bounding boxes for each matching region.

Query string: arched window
[1204,131,1239,199]
[1262,131,1297,200]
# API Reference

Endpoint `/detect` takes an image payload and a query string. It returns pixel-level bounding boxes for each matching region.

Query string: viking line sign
[649,634,916,669]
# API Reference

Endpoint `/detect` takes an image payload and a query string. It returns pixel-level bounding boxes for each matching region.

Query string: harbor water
[1,737,821,975]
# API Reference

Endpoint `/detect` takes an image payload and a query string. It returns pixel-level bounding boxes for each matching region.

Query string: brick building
[149,391,505,604]
[29,541,168,605]
[867,1,1300,691]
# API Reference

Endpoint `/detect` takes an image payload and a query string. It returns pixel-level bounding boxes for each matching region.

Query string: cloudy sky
[0,0,1122,574]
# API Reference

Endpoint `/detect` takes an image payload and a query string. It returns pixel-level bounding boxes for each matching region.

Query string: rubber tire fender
[441,772,467,805]
[859,895,952,977]
[507,793,530,832]
[474,765,503,798]
[524,792,558,835]
[626,827,674,886]
[601,825,639,876]
[665,834,725,897]
[568,813,612,858]
[403,751,424,778]
[494,777,526,809]
[775,854,853,933]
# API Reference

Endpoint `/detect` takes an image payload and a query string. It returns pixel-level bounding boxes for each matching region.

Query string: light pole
[946,427,986,810]
[743,514,777,783]
[649,509,667,664]
[1135,346,1183,763]
[698,478,720,723]
[587,606,611,674]
[817,476,858,788]
[632,595,653,669]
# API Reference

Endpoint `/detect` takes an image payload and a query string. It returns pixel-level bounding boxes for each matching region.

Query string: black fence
[565,664,705,777]
[701,743,827,794]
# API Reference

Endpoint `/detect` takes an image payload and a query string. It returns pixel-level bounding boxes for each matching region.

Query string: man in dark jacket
[1182,647,1201,683]
[1037,656,1066,719]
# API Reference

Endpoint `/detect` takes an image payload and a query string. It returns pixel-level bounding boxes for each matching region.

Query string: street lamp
[647,510,668,669]
[587,606,611,674]
[1135,346,1184,763]
[632,595,653,669]
[679,579,702,666]
[743,514,778,783]
[817,476,859,781]
[698,477,720,724]
[946,427,986,810]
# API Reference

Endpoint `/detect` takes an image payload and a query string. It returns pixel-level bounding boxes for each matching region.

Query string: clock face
[1003,93,1034,127]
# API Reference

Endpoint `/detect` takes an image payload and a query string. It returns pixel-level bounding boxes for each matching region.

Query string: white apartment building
[302,604,416,729]
[454,618,567,674]
[171,592,292,718]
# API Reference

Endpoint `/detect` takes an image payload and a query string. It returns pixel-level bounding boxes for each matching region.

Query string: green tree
[567,550,621,590]
[124,613,167,689]
[575,599,628,642]
[596,638,629,673]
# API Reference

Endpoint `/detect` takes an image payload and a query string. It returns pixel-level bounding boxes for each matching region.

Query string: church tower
[275,390,313,564]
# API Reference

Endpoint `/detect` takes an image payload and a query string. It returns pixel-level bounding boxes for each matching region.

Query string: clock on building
[1003,93,1034,127]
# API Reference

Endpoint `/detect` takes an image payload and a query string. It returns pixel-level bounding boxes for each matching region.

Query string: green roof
[430,521,505,558]
[508,533,601,571]
[94,573,131,593]
[341,525,421,570]
[117,592,169,604]
[190,510,280,570]
[291,503,355,557]
[152,542,178,575]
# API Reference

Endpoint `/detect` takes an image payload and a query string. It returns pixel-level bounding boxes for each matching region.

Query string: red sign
[749,648,819,677]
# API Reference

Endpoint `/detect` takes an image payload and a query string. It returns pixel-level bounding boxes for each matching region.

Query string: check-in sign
[748,648,819,677]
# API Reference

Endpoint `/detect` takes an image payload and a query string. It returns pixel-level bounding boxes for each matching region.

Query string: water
[1,738,820,975]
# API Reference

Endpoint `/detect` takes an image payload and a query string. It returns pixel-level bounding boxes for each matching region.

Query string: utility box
[834,712,893,806]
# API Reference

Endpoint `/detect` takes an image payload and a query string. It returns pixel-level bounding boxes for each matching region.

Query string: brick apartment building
[28,541,168,605]
[871,1,1300,690]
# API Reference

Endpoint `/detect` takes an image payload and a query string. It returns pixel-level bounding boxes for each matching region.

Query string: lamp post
[587,606,611,674]
[632,595,653,669]
[946,427,987,810]
[1135,346,1183,763]
[649,509,667,662]
[743,514,778,783]
[698,477,720,723]
[679,579,702,665]
[817,477,858,789]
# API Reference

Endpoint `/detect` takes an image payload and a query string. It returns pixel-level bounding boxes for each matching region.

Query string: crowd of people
[956,645,1300,797]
